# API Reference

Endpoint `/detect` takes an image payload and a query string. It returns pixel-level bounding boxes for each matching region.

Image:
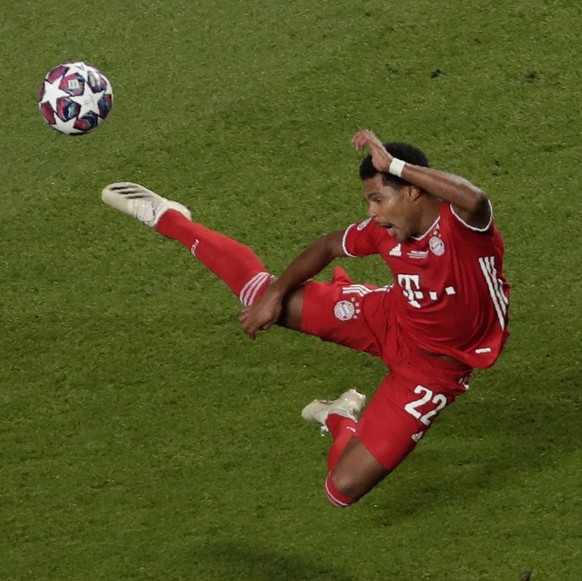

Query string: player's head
[359,142,433,242]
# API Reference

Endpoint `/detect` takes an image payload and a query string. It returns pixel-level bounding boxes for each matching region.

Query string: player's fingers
[240,320,256,340]
[238,310,251,328]
[353,129,378,151]
[352,131,366,149]
[239,307,256,326]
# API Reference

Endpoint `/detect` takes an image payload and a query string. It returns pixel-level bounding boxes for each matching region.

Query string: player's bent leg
[325,367,467,506]
[327,437,390,505]
[300,389,381,506]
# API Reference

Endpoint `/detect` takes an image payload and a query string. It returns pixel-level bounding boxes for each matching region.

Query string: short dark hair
[359,142,430,188]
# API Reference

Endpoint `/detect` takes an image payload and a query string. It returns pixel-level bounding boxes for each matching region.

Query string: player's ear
[407,185,422,200]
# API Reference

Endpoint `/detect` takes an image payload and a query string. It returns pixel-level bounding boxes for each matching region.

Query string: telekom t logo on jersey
[397,274,457,308]
[397,274,422,308]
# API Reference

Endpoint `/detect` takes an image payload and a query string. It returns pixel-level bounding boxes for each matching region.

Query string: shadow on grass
[190,540,357,581]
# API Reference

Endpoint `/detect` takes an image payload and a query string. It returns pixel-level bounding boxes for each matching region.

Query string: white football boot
[101,182,191,227]
[301,388,366,435]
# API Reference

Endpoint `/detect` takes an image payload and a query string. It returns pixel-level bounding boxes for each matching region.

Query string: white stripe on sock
[245,274,273,306]
[324,478,349,508]
[239,272,270,306]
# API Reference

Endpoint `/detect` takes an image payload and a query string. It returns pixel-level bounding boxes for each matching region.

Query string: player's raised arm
[352,129,492,229]
[239,230,346,339]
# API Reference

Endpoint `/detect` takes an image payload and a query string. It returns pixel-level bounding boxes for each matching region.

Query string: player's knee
[324,473,359,508]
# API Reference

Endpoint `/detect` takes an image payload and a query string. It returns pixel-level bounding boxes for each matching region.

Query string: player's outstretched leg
[102,182,272,306]
[101,182,192,226]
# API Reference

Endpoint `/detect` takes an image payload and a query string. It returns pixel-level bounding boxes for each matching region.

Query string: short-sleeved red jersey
[342,201,510,368]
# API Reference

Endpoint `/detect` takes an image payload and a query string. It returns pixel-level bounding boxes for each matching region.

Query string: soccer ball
[38,61,113,135]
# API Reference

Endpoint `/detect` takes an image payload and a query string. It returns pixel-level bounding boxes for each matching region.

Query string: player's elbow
[457,186,491,229]
[464,185,489,215]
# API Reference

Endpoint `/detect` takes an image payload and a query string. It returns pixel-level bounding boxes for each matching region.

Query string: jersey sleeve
[342,218,381,257]
[449,199,494,234]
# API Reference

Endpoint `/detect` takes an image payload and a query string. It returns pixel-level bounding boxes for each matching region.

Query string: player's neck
[414,198,442,238]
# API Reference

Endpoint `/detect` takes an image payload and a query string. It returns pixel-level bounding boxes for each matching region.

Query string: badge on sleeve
[357,218,372,231]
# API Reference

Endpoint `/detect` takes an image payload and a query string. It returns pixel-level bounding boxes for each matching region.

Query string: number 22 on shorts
[404,385,448,426]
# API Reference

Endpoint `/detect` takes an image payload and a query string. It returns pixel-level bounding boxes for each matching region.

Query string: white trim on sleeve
[342,224,357,257]
[450,199,494,232]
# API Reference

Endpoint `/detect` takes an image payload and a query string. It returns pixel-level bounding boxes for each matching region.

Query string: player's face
[363,175,419,242]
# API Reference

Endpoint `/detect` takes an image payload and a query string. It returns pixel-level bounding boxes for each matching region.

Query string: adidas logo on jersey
[389,244,402,257]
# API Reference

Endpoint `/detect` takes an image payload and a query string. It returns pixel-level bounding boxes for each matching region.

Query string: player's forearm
[268,231,344,298]
[402,164,489,215]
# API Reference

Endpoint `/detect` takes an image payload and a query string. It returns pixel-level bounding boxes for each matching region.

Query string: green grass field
[1,1,581,579]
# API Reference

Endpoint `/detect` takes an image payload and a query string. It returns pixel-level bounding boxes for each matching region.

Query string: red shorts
[301,267,473,470]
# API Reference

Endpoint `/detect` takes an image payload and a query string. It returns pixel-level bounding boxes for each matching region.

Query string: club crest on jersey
[429,236,445,256]
[334,300,357,321]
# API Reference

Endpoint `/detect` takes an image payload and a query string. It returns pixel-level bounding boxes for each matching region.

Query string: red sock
[156,210,271,305]
[325,413,357,472]
[324,473,357,507]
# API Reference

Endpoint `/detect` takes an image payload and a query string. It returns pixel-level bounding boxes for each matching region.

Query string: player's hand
[239,289,283,340]
[352,129,392,173]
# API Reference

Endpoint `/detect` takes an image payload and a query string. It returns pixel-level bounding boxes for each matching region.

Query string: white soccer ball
[38,61,113,135]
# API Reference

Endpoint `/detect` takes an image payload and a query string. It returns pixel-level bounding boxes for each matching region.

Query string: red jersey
[342,201,510,368]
